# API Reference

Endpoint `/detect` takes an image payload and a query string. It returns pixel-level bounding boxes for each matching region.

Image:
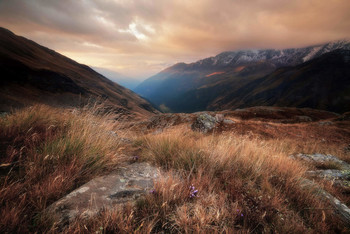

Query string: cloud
[0,0,349,78]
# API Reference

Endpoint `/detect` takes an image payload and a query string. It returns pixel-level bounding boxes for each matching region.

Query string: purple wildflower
[133,156,139,161]
[236,209,243,217]
[149,189,156,194]
[189,184,198,198]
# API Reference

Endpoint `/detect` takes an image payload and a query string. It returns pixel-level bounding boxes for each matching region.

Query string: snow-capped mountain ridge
[135,40,350,114]
[193,39,350,68]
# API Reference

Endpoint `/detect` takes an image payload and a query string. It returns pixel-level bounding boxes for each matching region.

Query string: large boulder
[191,113,218,133]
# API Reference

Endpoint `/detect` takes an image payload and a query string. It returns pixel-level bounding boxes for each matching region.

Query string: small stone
[152,128,163,135]
[223,119,235,124]
[215,114,224,122]
[296,115,312,122]
[318,121,333,126]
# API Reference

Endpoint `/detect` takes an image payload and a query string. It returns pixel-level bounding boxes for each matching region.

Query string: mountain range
[1,26,349,115]
[135,40,350,113]
[0,27,157,117]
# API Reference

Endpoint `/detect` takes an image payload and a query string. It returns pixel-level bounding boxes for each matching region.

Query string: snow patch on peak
[303,46,322,62]
[193,39,350,68]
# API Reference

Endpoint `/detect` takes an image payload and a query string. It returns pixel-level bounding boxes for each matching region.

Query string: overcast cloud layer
[0,0,349,79]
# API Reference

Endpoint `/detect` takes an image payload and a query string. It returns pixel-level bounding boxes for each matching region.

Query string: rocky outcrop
[191,113,235,133]
[299,178,350,226]
[46,163,159,227]
[291,153,350,189]
[290,153,350,225]
[291,153,350,170]
[306,170,350,188]
[191,113,218,133]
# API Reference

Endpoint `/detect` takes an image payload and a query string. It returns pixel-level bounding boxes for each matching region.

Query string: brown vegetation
[70,123,349,233]
[0,105,125,233]
[1,105,349,233]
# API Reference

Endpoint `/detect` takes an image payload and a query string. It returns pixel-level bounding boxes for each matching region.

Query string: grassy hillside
[1,105,349,232]
[69,124,349,233]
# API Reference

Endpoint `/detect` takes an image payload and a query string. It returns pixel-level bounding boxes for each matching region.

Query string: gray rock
[46,163,159,227]
[191,113,218,133]
[307,169,350,190]
[291,153,350,190]
[318,121,333,126]
[308,169,350,180]
[215,114,224,122]
[307,170,350,189]
[119,137,133,144]
[296,115,312,122]
[0,112,8,118]
[299,178,350,226]
[108,131,118,137]
[223,119,235,125]
[292,153,350,170]
[152,128,163,135]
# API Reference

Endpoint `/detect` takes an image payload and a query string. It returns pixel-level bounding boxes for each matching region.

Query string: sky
[0,0,349,80]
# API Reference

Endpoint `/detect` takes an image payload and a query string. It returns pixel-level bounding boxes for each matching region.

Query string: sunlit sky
[1,0,349,80]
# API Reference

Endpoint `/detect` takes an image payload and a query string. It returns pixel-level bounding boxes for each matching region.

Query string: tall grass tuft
[0,105,123,233]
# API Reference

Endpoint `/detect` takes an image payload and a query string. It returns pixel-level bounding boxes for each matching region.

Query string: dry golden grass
[1,107,349,233]
[67,126,349,233]
[0,105,124,233]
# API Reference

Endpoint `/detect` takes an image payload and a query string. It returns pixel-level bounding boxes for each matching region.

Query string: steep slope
[175,50,350,113]
[135,40,350,112]
[0,27,157,117]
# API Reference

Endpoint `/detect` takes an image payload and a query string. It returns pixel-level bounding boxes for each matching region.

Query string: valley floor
[1,105,350,233]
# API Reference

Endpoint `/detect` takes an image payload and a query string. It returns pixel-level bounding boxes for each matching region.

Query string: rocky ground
[45,107,350,229]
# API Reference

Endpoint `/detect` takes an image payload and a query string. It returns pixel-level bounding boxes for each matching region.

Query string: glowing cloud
[0,0,349,79]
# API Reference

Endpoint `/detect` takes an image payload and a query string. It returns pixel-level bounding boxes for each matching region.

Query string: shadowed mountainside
[0,27,158,117]
[135,40,350,113]
[171,50,350,113]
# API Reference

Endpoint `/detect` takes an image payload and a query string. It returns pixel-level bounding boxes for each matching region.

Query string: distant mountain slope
[135,40,350,112]
[0,27,158,117]
[174,49,350,113]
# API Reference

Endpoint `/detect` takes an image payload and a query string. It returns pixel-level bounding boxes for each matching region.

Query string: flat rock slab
[307,170,350,180]
[307,170,350,189]
[291,154,350,189]
[47,162,159,226]
[292,153,350,170]
[300,178,350,226]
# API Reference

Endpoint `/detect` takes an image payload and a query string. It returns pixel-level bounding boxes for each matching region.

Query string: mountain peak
[196,39,350,67]
[135,41,350,113]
